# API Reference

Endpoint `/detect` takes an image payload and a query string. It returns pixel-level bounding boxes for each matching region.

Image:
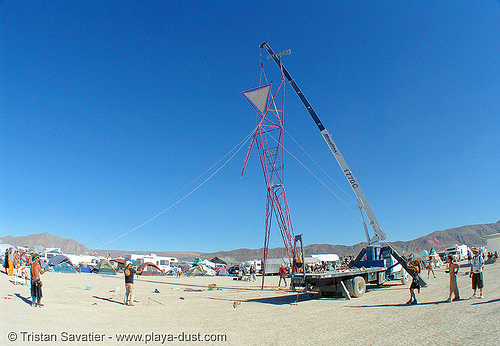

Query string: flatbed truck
[290,235,424,298]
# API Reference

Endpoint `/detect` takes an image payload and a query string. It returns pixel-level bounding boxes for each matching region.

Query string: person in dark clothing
[406,259,421,305]
[124,261,142,306]
[3,249,8,273]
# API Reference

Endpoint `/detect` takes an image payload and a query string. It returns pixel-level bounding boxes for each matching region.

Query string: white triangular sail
[242,84,271,114]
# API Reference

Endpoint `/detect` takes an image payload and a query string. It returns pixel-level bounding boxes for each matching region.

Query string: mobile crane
[260,42,425,297]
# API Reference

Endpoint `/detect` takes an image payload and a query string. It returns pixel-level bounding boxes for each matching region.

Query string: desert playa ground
[1,262,499,345]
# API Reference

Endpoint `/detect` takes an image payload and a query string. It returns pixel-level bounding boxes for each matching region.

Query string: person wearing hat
[123,261,142,306]
[470,248,484,299]
[30,254,45,307]
[278,263,287,287]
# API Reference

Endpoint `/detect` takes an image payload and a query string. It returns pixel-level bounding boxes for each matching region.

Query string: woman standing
[7,248,14,276]
[446,254,460,302]
[406,259,421,305]
[426,256,436,279]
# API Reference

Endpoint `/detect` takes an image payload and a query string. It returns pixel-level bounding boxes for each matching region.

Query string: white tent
[66,254,99,266]
[311,254,340,262]
[199,259,216,269]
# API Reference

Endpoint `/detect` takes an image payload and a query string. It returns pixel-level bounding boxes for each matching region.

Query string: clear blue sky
[1,2,499,253]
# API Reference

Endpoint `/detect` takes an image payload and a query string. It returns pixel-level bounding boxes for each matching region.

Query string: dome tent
[137,262,165,276]
[94,258,118,275]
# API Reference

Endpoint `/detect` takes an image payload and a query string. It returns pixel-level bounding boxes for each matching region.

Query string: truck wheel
[351,276,366,297]
[400,272,410,285]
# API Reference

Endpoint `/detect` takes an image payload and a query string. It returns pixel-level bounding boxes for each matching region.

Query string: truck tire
[351,276,366,298]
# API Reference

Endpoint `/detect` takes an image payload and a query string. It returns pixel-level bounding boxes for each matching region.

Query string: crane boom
[260,42,386,244]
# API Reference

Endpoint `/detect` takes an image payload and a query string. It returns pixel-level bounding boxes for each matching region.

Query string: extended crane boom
[260,42,386,245]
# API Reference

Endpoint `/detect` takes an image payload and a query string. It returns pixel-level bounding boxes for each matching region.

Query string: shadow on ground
[471,298,499,305]
[92,296,125,305]
[206,293,318,305]
[14,293,32,306]
[348,299,468,308]
[241,293,319,305]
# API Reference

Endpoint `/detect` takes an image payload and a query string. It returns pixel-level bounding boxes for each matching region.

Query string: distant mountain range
[1,221,499,261]
[0,232,88,254]
[201,220,500,260]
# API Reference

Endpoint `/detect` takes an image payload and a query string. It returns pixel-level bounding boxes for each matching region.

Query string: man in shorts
[470,248,484,299]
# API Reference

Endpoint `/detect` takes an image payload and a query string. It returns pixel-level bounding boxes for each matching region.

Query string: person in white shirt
[470,248,484,299]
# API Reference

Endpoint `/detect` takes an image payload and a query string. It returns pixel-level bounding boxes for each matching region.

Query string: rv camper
[445,244,470,261]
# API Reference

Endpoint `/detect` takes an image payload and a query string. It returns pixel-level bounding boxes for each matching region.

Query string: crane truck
[260,42,426,298]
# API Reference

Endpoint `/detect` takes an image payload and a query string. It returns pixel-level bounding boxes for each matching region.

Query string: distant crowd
[3,247,32,275]
[3,247,46,307]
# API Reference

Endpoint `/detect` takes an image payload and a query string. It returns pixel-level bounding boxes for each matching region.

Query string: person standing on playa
[4,248,9,274]
[446,254,460,302]
[470,247,484,299]
[426,256,436,279]
[124,261,142,306]
[278,264,287,287]
[176,266,182,278]
[406,259,421,305]
[8,248,15,276]
[30,254,45,307]
[249,265,257,282]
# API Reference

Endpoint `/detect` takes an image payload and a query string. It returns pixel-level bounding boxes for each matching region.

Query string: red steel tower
[242,61,295,287]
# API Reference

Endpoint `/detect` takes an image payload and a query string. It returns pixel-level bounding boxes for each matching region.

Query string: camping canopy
[52,262,78,273]
[137,262,164,276]
[47,255,74,267]
[111,258,126,270]
[310,254,339,263]
[186,265,216,276]
[199,259,216,268]
[179,263,192,272]
[94,259,117,275]
[187,266,205,276]
[216,267,229,276]
[79,263,92,273]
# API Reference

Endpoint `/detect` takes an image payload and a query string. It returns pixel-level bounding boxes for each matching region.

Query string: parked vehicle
[445,245,469,261]
[228,266,243,276]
